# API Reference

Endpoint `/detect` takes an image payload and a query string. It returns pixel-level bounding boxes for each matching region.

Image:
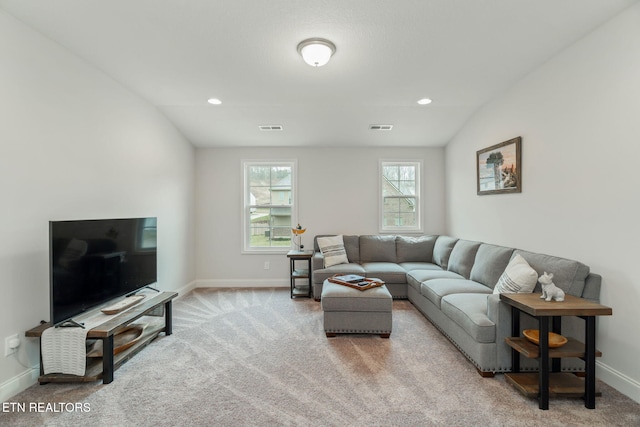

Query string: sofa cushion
[398,262,441,272]
[493,254,538,294]
[406,268,460,291]
[361,262,408,284]
[432,236,458,269]
[470,244,515,288]
[313,264,367,283]
[420,278,492,308]
[317,235,349,267]
[447,240,481,279]
[396,235,437,262]
[360,235,396,262]
[342,235,361,263]
[406,269,457,291]
[513,250,590,297]
[441,294,496,343]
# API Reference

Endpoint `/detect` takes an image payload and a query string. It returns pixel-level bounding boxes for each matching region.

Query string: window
[380,160,422,232]
[243,160,296,252]
[137,217,157,250]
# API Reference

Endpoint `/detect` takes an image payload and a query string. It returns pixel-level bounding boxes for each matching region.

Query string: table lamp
[291,224,306,251]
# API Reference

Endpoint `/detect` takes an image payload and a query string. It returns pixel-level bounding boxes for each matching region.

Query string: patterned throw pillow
[317,235,349,268]
[493,254,538,294]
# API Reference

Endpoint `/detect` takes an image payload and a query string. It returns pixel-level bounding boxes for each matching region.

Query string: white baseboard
[597,360,640,404]
[0,367,39,403]
[172,280,198,298]
[196,279,289,288]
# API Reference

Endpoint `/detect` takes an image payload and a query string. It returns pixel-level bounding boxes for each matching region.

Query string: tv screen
[49,217,157,326]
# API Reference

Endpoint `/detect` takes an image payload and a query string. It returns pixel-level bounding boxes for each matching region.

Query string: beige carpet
[2,288,639,426]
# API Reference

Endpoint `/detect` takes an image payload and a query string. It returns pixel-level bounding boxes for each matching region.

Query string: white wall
[445,4,640,401]
[0,11,196,400]
[196,147,445,285]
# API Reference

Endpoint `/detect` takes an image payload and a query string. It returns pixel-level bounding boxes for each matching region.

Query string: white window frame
[379,160,423,233]
[136,217,157,251]
[242,159,297,254]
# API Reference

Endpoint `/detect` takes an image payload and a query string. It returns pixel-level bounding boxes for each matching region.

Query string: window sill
[241,248,292,255]
[379,228,424,234]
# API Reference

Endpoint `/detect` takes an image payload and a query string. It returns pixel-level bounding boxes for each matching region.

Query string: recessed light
[417,98,432,105]
[369,124,393,131]
[207,98,222,105]
[259,125,283,131]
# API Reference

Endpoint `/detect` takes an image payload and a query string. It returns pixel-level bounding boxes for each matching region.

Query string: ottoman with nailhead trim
[320,279,392,338]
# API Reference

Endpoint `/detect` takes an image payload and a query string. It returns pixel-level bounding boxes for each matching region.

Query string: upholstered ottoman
[321,279,392,338]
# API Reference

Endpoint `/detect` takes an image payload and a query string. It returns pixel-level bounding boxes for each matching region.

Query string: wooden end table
[287,250,313,298]
[500,293,612,410]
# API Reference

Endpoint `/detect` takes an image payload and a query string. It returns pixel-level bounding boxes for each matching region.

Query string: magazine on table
[332,274,365,283]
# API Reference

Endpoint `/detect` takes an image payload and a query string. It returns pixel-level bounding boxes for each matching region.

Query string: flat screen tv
[49,217,157,326]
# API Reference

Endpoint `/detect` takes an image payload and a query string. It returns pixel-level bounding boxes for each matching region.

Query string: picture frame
[476,136,521,195]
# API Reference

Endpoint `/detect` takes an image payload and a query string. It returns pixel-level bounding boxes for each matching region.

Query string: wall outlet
[263,261,270,270]
[4,334,20,357]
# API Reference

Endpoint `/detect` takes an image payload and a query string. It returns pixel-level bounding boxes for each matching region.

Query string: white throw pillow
[493,254,538,294]
[317,235,349,268]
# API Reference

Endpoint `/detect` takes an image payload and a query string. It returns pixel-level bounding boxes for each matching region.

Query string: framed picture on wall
[476,136,522,195]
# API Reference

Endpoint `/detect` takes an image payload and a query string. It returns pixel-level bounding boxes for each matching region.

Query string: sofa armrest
[487,293,516,371]
[581,273,601,302]
[487,293,512,343]
[312,252,324,271]
[488,293,546,340]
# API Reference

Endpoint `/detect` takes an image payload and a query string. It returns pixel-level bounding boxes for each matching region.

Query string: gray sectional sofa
[312,234,602,376]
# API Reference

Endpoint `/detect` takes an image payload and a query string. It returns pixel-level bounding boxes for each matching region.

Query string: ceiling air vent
[259,125,283,131]
[369,124,393,131]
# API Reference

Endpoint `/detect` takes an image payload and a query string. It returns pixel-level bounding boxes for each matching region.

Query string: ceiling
[1,0,636,148]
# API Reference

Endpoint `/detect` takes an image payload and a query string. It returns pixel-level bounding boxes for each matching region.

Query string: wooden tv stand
[26,291,178,385]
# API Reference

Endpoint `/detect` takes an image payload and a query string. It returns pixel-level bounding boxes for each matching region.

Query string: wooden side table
[287,250,313,298]
[501,293,612,410]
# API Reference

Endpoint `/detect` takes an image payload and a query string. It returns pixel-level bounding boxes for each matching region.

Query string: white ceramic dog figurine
[539,272,565,302]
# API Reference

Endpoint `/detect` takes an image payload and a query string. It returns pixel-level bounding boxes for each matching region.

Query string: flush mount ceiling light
[297,38,336,67]
[417,98,432,105]
[207,98,222,105]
